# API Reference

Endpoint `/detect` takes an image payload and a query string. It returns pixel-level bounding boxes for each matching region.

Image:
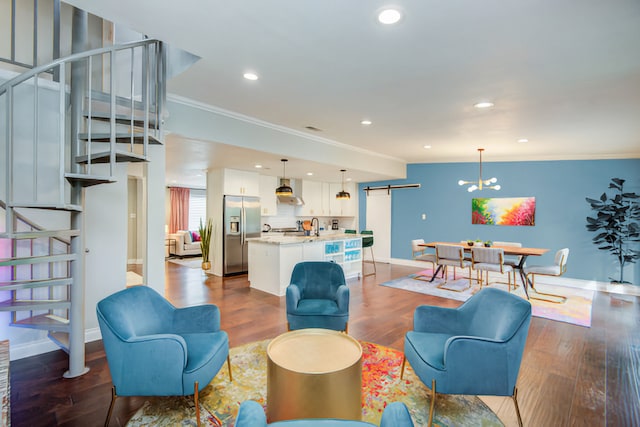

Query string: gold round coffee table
[267,328,363,422]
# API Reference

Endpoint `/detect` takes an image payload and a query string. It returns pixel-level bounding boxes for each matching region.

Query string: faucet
[311,217,319,237]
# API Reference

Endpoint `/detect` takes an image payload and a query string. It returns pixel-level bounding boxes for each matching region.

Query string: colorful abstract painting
[472,197,536,226]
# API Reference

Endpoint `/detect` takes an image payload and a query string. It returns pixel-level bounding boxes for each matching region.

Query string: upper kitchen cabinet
[224,169,260,196]
[299,180,328,216]
[259,175,278,215]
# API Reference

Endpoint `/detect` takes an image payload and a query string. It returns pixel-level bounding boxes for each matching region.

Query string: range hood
[276,178,305,206]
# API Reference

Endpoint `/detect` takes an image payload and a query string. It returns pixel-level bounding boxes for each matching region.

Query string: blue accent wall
[359,159,640,284]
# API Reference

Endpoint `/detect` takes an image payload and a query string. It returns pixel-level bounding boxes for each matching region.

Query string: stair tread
[75,150,148,164]
[0,253,76,267]
[11,314,71,332]
[85,111,159,128]
[8,202,83,211]
[0,299,71,311]
[77,133,161,145]
[0,277,72,291]
[87,89,159,112]
[0,229,80,239]
[65,173,116,187]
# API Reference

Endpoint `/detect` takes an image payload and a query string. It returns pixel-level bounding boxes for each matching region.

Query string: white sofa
[168,230,202,257]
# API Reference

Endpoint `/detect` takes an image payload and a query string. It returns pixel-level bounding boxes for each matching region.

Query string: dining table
[420,242,549,299]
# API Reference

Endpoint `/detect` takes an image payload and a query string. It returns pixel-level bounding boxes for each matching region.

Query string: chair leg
[400,356,406,380]
[428,379,436,427]
[512,387,523,427]
[370,247,376,274]
[194,381,200,427]
[104,386,117,427]
[528,273,568,304]
[344,322,349,334]
[227,355,233,381]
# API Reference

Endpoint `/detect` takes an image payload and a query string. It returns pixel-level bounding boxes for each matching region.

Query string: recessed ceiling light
[361,119,372,125]
[474,101,494,109]
[517,138,529,143]
[306,172,313,176]
[243,72,258,81]
[423,145,432,149]
[378,8,402,24]
[254,164,263,169]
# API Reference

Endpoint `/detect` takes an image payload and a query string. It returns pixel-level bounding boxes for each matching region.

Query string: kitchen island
[248,233,363,296]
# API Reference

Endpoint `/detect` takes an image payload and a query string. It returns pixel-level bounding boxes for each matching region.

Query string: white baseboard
[9,327,102,361]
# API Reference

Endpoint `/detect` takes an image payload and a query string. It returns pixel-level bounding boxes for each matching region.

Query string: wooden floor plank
[8,261,640,426]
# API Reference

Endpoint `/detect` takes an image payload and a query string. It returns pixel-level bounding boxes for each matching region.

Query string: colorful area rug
[127,340,503,427]
[380,270,594,327]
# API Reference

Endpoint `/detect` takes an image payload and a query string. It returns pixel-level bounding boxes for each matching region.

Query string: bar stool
[361,230,376,276]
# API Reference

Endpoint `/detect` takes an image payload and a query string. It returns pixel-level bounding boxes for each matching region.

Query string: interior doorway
[364,191,391,263]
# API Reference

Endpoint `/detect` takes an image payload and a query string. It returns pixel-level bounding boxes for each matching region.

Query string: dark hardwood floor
[9,261,640,426]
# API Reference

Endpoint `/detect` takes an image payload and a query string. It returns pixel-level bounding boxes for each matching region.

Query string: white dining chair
[435,244,472,289]
[471,247,513,290]
[524,248,569,303]
[493,241,523,289]
[411,239,439,280]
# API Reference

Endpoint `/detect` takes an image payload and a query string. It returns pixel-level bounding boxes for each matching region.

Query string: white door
[365,191,391,262]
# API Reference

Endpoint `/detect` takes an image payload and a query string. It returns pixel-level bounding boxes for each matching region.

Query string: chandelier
[458,148,501,192]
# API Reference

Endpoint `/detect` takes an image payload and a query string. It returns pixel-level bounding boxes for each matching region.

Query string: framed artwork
[472,197,536,226]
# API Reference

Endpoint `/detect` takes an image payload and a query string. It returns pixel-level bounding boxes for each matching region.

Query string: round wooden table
[267,328,363,422]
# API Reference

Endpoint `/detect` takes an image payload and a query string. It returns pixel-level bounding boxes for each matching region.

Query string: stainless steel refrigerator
[223,195,261,275]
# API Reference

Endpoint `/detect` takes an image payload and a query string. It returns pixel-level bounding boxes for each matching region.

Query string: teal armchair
[97,285,231,426]
[286,261,349,332]
[401,288,531,427]
[235,400,415,426]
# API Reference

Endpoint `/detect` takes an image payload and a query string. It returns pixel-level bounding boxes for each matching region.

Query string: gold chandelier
[458,148,500,192]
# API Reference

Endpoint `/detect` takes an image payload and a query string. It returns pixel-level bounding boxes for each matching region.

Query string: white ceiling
[66,0,640,188]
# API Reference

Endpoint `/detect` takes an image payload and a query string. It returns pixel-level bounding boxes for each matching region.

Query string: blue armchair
[97,285,231,426]
[235,400,415,427]
[286,261,349,332]
[401,288,531,427]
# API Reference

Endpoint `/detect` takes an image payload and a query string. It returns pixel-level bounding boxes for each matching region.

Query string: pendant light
[458,148,500,192]
[336,169,351,199]
[275,159,293,196]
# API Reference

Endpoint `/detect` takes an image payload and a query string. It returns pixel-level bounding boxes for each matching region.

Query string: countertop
[249,233,361,245]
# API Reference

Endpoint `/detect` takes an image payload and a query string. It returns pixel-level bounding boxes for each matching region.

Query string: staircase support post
[64,7,89,378]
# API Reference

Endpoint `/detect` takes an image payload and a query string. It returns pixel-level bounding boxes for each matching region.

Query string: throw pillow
[191,231,201,242]
[181,230,192,244]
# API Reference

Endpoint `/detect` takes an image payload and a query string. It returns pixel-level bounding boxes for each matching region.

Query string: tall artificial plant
[199,218,213,263]
[585,178,640,283]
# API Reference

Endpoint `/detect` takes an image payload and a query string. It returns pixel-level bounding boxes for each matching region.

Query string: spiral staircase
[0,4,166,377]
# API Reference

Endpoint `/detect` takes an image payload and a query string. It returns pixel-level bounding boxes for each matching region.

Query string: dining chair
[411,239,438,281]
[524,248,569,303]
[493,241,523,287]
[361,230,376,276]
[435,244,472,288]
[471,247,513,290]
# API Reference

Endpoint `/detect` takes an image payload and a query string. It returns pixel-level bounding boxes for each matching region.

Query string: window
[188,189,206,231]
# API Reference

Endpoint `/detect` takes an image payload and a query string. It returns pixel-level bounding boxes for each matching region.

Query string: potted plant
[466,240,474,246]
[199,218,213,270]
[484,240,492,247]
[585,178,640,283]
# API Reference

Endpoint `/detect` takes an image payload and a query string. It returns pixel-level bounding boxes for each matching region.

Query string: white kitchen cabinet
[299,180,325,216]
[302,241,324,260]
[259,175,278,215]
[224,169,260,196]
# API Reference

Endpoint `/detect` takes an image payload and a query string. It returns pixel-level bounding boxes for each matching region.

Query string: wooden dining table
[420,242,549,299]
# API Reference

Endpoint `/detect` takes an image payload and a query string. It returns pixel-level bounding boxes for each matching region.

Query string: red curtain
[169,187,190,233]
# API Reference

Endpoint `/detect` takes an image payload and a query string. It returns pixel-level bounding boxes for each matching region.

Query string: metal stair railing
[0,38,165,378]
